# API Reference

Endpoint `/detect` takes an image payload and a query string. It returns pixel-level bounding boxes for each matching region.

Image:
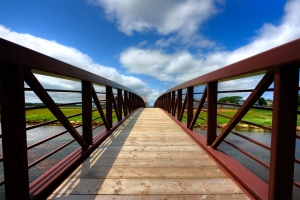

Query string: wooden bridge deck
[48,108,248,200]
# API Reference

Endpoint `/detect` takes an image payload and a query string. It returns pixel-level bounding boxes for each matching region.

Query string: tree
[257,97,267,106]
[217,96,243,104]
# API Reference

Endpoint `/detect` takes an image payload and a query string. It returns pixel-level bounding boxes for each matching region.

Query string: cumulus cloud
[120,0,300,93]
[120,48,220,83]
[90,0,222,36]
[0,25,149,102]
[154,33,218,50]
[147,89,163,106]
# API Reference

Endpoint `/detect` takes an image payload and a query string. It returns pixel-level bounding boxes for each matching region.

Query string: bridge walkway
[48,108,248,199]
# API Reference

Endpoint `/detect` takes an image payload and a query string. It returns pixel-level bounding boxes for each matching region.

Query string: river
[0,124,299,198]
[194,128,300,198]
[0,123,105,199]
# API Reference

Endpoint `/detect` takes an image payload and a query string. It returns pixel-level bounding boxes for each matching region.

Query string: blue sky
[0,0,299,105]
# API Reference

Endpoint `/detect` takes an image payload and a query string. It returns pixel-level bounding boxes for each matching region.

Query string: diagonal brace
[172,99,177,116]
[179,92,187,121]
[189,87,207,130]
[24,69,88,148]
[117,89,123,120]
[111,89,121,121]
[91,86,110,131]
[211,70,274,149]
[123,91,128,116]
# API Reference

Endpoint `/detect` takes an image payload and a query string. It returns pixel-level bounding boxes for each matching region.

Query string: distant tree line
[25,102,45,106]
[217,96,243,104]
[25,102,82,107]
[217,96,269,106]
[216,94,300,107]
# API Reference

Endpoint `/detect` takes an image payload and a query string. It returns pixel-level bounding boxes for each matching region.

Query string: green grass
[26,107,117,124]
[26,107,300,127]
[181,108,300,127]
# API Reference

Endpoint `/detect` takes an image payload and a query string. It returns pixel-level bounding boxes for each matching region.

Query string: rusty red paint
[1,39,145,199]
[160,109,268,200]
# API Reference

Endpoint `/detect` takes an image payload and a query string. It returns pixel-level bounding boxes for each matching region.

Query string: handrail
[159,38,300,95]
[0,38,145,199]
[0,38,137,94]
[154,38,300,200]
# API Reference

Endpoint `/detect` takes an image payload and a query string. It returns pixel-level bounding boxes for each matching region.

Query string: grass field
[25,107,117,124]
[182,108,300,127]
[26,107,300,128]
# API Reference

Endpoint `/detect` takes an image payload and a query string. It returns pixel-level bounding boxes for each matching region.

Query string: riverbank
[25,107,114,126]
[24,107,300,131]
[185,108,300,132]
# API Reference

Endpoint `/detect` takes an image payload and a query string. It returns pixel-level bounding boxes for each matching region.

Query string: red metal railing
[0,38,145,199]
[154,38,300,200]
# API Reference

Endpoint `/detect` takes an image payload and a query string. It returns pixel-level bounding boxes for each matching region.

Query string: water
[195,128,300,199]
[0,123,105,199]
[0,124,299,198]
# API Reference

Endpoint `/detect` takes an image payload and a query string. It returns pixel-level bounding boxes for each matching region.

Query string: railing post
[118,89,123,120]
[106,86,112,128]
[132,94,135,111]
[268,66,298,200]
[133,93,135,111]
[82,80,93,145]
[128,92,132,113]
[154,98,158,108]
[206,81,217,146]
[124,91,128,116]
[1,64,30,199]
[168,93,171,113]
[171,91,175,116]
[177,89,182,120]
[132,93,135,111]
[165,94,168,112]
[128,92,131,113]
[161,95,164,110]
[187,86,194,128]
[133,94,137,110]
[163,94,167,111]
[165,94,168,111]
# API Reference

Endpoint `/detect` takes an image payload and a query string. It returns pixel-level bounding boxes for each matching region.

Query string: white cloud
[91,0,221,51]
[90,0,222,36]
[0,25,149,102]
[147,89,162,106]
[120,47,222,83]
[120,0,300,95]
[154,33,218,50]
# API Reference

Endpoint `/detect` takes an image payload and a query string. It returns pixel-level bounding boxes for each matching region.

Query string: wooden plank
[47,194,249,200]
[90,145,201,152]
[86,151,210,159]
[48,108,248,199]
[79,158,218,168]
[98,141,197,146]
[68,166,227,179]
[50,178,244,195]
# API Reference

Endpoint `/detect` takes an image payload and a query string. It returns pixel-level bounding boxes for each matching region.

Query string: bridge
[0,38,299,199]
